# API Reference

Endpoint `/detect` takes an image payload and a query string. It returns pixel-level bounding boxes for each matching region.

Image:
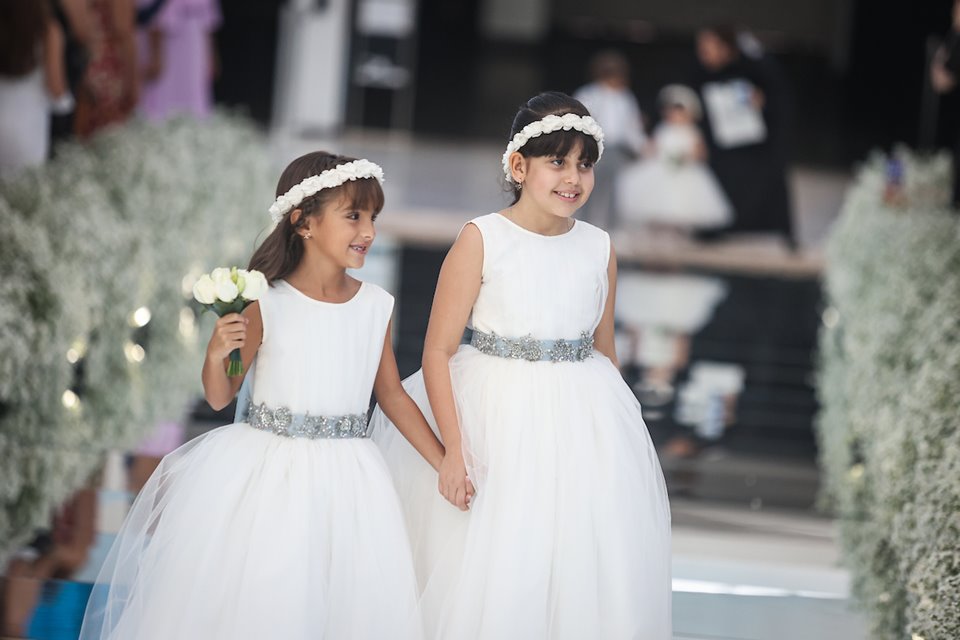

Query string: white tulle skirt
[80,423,423,640]
[370,346,672,640]
[617,158,732,228]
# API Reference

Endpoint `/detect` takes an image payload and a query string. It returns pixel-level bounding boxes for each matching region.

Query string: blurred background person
[136,0,221,122]
[617,84,731,241]
[74,0,138,139]
[0,0,70,179]
[690,25,796,249]
[49,0,94,147]
[931,0,960,207]
[573,49,647,230]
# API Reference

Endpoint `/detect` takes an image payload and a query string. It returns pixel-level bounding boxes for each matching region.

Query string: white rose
[301,177,320,197]
[211,267,232,285]
[241,270,268,300]
[286,185,305,206]
[192,274,217,304]
[235,271,246,295]
[215,279,239,303]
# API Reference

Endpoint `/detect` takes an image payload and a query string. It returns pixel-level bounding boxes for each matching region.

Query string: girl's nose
[361,221,376,240]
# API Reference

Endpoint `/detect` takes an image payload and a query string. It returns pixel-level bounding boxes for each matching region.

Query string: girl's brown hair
[248,151,384,283]
[0,0,50,77]
[506,92,600,204]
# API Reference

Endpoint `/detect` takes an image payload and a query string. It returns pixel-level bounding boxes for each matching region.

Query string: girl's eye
[347,212,360,220]
[551,158,564,166]
[580,161,594,170]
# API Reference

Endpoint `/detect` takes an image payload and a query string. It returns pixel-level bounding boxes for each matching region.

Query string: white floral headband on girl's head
[501,113,605,183]
[268,159,385,227]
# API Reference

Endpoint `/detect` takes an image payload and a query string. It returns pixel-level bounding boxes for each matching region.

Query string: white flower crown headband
[501,113,605,183]
[268,159,385,226]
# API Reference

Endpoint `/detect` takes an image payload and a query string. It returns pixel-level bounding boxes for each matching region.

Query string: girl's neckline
[277,279,366,306]
[495,212,579,238]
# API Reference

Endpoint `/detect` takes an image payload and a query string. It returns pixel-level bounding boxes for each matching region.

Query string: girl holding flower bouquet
[80,151,444,640]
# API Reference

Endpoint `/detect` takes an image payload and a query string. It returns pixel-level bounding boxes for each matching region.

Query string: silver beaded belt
[465,328,595,363]
[247,402,369,439]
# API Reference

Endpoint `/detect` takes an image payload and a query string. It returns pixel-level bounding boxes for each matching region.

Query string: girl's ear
[509,151,528,184]
[289,208,303,227]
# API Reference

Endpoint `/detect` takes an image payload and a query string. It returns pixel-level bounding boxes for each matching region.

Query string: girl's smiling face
[513,142,595,218]
[300,193,378,270]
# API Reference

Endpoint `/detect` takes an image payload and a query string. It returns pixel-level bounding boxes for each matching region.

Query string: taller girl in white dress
[371,92,672,639]
[80,152,444,640]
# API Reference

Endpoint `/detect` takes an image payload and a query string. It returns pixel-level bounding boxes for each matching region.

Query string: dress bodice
[467,213,610,340]
[252,280,393,416]
[654,123,698,160]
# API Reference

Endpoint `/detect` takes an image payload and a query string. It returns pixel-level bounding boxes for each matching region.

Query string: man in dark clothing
[690,26,797,249]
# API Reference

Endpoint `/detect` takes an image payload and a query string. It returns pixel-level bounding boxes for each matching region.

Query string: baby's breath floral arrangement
[816,146,960,639]
[0,112,273,564]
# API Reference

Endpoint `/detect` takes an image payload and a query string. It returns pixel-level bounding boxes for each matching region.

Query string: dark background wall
[214,0,958,168]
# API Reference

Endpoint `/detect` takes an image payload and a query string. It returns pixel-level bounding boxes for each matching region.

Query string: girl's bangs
[339,177,385,213]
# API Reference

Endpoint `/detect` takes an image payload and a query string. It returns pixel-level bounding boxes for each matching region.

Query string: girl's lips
[554,190,580,202]
[349,245,368,254]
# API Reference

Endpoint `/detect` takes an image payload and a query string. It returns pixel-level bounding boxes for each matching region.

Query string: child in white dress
[371,92,672,639]
[79,151,444,640]
[617,84,732,231]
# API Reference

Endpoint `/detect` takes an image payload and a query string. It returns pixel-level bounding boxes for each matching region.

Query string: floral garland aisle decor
[0,113,274,564]
[816,146,960,640]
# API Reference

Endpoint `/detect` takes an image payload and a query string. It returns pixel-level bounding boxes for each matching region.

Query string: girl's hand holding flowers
[207,314,247,362]
[193,267,267,376]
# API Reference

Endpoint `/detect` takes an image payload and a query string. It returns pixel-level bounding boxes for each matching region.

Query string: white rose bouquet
[192,267,267,376]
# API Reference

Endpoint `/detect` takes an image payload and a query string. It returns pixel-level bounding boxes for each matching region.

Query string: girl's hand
[438,450,475,511]
[206,313,247,362]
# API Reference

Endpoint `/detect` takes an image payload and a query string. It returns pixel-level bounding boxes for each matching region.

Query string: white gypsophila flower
[815,146,960,640]
[192,274,217,304]
[0,110,274,566]
[241,269,267,301]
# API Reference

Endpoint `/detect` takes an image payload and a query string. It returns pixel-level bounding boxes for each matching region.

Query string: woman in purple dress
[137,0,220,121]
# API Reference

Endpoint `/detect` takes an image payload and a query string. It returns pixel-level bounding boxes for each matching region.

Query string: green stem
[226,348,243,377]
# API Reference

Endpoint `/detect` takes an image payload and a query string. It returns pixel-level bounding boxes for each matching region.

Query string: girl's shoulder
[463,212,504,236]
[572,219,612,259]
[571,217,608,240]
[357,280,395,307]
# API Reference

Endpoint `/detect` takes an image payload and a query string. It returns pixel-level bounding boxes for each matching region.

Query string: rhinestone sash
[247,402,369,439]
[464,328,595,363]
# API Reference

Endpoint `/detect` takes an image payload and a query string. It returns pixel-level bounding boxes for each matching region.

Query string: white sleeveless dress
[0,68,50,179]
[371,213,672,639]
[617,122,732,228]
[81,280,423,640]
